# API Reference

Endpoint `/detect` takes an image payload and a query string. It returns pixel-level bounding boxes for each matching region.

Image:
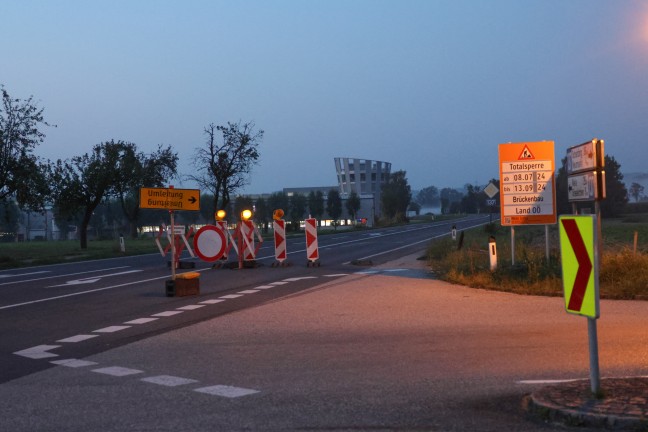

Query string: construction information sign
[498,141,557,226]
[139,187,200,211]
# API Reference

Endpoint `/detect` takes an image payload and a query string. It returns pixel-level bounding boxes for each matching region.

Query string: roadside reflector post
[451,225,457,240]
[488,236,497,272]
[119,234,125,253]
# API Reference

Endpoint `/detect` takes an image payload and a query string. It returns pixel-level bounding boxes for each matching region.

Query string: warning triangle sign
[518,145,535,160]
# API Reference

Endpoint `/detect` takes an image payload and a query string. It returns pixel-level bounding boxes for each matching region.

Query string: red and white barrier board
[305,218,319,265]
[273,219,287,263]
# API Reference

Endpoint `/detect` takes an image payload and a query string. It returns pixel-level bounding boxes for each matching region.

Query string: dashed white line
[254,285,274,290]
[125,317,159,325]
[51,359,98,368]
[269,281,289,286]
[177,305,206,311]
[238,290,259,294]
[141,375,199,387]
[152,311,184,317]
[283,277,318,282]
[93,325,131,333]
[323,274,349,277]
[57,334,99,343]
[517,379,582,385]
[200,299,225,304]
[219,294,243,299]
[13,345,60,359]
[92,366,144,377]
[194,384,260,398]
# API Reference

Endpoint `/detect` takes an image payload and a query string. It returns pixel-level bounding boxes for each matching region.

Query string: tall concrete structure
[334,157,392,219]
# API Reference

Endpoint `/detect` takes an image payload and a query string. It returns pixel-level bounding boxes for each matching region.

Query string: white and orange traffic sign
[559,215,599,318]
[499,141,556,226]
[139,187,200,211]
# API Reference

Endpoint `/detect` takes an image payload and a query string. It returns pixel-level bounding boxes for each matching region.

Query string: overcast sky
[3,0,648,194]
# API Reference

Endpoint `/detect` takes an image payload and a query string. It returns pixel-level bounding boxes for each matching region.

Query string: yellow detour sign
[559,215,599,318]
[139,187,200,211]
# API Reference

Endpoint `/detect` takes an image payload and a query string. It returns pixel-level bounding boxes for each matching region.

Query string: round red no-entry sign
[193,225,226,262]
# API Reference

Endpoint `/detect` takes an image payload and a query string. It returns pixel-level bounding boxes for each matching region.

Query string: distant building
[334,157,392,220]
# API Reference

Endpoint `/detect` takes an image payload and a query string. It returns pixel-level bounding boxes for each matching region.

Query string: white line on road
[194,384,260,398]
[141,375,199,387]
[176,305,206,310]
[0,271,50,279]
[13,345,61,359]
[0,266,132,287]
[50,359,99,368]
[152,311,184,317]
[92,366,144,377]
[238,290,259,294]
[93,325,131,333]
[47,270,143,288]
[57,334,100,343]
[125,317,159,325]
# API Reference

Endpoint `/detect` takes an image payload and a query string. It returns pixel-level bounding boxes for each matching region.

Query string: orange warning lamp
[215,209,226,221]
[240,209,253,221]
[273,209,284,221]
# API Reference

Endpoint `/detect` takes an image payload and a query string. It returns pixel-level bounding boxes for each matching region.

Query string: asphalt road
[2,247,647,431]
[1,216,490,385]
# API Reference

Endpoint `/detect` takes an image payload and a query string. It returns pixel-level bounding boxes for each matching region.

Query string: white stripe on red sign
[305,218,319,261]
[273,219,287,262]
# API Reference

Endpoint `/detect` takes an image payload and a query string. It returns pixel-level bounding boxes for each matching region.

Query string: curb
[525,378,648,430]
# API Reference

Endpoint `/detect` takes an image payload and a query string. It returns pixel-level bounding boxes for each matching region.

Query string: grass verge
[426,215,648,300]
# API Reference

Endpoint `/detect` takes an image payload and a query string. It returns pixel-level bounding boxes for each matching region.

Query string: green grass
[427,215,648,300]
[0,238,160,269]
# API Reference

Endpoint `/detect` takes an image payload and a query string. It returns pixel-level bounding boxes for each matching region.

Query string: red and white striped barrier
[273,219,287,266]
[305,218,320,267]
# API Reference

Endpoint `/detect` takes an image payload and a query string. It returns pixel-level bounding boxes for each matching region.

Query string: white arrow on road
[48,270,143,288]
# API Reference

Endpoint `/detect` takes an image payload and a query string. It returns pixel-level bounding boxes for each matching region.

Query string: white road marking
[238,290,259,294]
[384,268,407,272]
[152,311,185,317]
[323,274,349,277]
[51,359,98,368]
[0,271,49,279]
[194,385,260,398]
[125,317,159,325]
[355,271,379,274]
[254,285,275,289]
[177,305,206,311]
[93,325,131,333]
[282,277,317,282]
[141,375,199,387]
[0,266,130,287]
[57,334,99,343]
[13,345,61,359]
[200,299,225,304]
[48,270,143,288]
[517,379,582,385]
[219,294,243,299]
[269,281,289,286]
[92,366,144,377]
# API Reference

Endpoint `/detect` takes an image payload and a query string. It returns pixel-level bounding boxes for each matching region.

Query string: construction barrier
[272,219,288,266]
[305,218,320,267]
[155,224,195,269]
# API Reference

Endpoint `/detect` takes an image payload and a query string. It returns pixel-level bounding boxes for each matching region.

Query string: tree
[0,199,21,241]
[289,193,307,231]
[629,182,645,203]
[187,121,263,223]
[459,184,481,214]
[51,140,132,249]
[600,155,628,217]
[0,85,54,211]
[381,170,411,222]
[114,144,178,238]
[307,190,325,226]
[267,192,289,217]
[440,187,463,214]
[556,154,628,217]
[254,196,270,233]
[345,191,361,223]
[415,186,440,208]
[326,189,342,229]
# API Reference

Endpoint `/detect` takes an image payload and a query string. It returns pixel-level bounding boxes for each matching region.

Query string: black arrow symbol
[188,196,197,204]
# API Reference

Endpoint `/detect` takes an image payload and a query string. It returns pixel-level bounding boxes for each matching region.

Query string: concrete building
[334,157,392,220]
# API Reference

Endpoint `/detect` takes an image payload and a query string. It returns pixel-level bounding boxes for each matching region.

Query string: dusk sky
[3,1,648,194]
